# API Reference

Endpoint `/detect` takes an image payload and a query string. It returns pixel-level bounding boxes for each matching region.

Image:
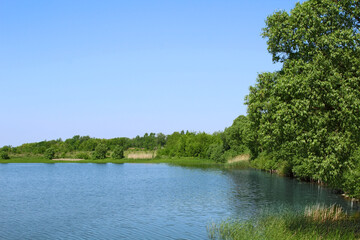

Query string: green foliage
[75,152,90,160]
[277,160,293,176]
[222,115,250,152]
[158,131,221,159]
[92,143,108,159]
[111,146,124,159]
[78,138,98,151]
[251,152,278,171]
[216,115,251,163]
[157,116,250,162]
[1,145,12,152]
[44,148,55,160]
[0,151,10,160]
[9,133,166,158]
[156,133,167,148]
[342,147,360,198]
[106,137,130,151]
[8,124,251,164]
[246,0,360,193]
[207,143,225,163]
[130,133,159,150]
[157,132,181,157]
[221,149,241,162]
[59,151,67,158]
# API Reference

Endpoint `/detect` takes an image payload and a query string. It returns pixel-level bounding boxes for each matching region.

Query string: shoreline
[52,158,83,161]
[0,156,227,165]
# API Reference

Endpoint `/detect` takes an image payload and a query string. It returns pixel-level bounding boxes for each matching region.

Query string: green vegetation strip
[208,205,360,240]
[0,157,250,169]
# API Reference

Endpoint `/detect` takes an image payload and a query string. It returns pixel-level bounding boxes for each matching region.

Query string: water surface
[0,163,358,239]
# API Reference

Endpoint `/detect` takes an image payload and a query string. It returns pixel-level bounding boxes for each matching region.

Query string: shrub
[60,152,67,158]
[278,160,293,176]
[342,148,360,198]
[0,152,10,160]
[207,143,225,162]
[44,148,55,159]
[111,146,124,159]
[93,143,108,159]
[222,149,239,162]
[251,152,278,171]
[76,152,90,160]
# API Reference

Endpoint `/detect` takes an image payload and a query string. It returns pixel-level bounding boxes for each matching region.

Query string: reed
[208,205,360,240]
[304,204,346,222]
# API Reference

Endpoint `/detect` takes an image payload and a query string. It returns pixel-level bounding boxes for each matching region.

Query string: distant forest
[0,115,249,163]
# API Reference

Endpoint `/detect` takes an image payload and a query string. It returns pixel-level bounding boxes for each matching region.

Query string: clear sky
[1,0,301,147]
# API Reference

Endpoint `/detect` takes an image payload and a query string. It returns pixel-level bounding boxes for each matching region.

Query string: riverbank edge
[2,156,357,200]
[208,204,360,240]
[3,155,357,202]
[250,163,360,203]
[0,156,251,169]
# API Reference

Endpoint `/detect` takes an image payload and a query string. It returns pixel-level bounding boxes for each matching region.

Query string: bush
[76,152,90,160]
[93,143,108,159]
[0,152,10,160]
[278,160,293,176]
[111,146,124,159]
[44,148,55,159]
[60,152,67,158]
[342,148,360,198]
[222,149,239,162]
[231,144,249,155]
[251,152,277,171]
[207,143,225,163]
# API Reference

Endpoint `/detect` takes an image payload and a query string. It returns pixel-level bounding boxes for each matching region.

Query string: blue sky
[1,0,301,147]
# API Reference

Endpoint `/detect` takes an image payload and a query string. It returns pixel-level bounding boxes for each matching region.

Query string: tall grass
[124,150,156,159]
[208,205,360,240]
[224,160,251,169]
[304,204,346,222]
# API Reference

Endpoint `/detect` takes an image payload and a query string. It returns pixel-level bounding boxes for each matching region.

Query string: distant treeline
[0,133,165,160]
[4,133,165,154]
[158,115,249,162]
[0,115,249,162]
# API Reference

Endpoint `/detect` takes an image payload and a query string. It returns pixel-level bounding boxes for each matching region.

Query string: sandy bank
[227,154,250,164]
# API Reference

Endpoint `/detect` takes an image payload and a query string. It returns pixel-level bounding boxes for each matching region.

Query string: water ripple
[0,164,358,239]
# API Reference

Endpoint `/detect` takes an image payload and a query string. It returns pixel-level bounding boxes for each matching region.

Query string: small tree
[0,152,10,160]
[76,152,90,160]
[206,143,225,163]
[44,148,55,160]
[93,143,108,159]
[111,146,125,159]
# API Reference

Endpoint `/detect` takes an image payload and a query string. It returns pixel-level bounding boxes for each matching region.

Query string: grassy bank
[208,205,360,240]
[0,156,251,169]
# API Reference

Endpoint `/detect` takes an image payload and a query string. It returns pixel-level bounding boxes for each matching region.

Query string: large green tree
[246,0,360,191]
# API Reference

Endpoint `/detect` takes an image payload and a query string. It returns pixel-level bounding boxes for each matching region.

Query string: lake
[0,163,358,239]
